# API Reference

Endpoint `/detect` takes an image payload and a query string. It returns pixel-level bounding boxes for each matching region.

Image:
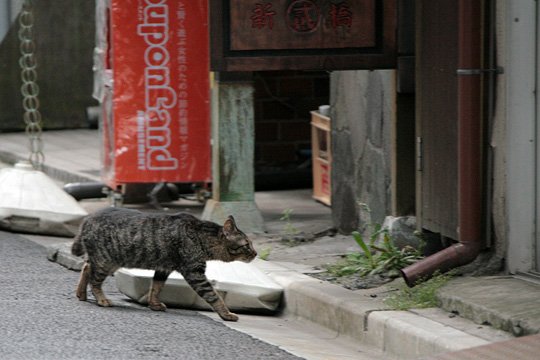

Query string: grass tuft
[384,271,454,310]
[325,229,423,279]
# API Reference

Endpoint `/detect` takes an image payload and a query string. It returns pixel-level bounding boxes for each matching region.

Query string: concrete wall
[330,70,395,233]
[501,0,537,273]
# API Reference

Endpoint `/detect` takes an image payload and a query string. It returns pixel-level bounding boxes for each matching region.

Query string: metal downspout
[401,0,483,287]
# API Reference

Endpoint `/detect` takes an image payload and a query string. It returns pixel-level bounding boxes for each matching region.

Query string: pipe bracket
[456,67,504,75]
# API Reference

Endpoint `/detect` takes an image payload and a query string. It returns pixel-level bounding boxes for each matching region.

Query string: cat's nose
[249,244,257,257]
[248,249,257,261]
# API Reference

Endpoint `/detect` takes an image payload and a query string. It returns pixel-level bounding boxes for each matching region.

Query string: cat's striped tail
[71,233,85,256]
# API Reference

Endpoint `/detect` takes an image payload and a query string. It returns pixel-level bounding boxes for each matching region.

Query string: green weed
[326,227,423,278]
[280,208,299,236]
[384,271,454,310]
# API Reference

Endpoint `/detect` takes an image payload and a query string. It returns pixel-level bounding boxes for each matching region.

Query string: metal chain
[18,0,44,169]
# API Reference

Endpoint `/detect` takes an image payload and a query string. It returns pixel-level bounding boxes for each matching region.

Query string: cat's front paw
[76,290,87,301]
[149,302,167,311]
[219,311,239,322]
[97,298,113,307]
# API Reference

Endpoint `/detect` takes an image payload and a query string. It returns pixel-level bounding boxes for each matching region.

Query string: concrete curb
[255,260,507,360]
[46,242,84,271]
[254,260,387,342]
[365,311,488,358]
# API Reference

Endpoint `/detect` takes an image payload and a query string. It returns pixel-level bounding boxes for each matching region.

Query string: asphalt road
[0,231,302,360]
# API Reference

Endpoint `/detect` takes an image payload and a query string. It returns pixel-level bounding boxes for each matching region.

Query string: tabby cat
[71,207,257,322]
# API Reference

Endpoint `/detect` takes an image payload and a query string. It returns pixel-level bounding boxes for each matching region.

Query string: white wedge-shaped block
[0,162,87,235]
[115,260,283,313]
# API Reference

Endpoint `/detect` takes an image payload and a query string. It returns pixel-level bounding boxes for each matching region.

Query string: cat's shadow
[82,296,202,318]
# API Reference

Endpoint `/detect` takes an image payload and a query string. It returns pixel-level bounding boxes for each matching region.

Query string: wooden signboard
[210,0,397,71]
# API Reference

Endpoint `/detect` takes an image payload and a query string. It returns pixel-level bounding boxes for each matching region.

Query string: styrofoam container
[115,260,283,313]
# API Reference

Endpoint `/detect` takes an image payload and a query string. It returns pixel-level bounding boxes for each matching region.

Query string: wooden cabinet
[311,111,331,206]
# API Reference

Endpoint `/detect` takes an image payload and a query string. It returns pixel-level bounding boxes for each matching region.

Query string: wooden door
[416,0,459,239]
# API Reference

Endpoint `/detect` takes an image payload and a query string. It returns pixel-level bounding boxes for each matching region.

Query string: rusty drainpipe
[401,0,483,287]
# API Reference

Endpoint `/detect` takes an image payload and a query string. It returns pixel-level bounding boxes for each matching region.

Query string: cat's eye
[228,243,254,256]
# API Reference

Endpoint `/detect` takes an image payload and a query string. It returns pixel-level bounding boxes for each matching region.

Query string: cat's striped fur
[72,207,257,321]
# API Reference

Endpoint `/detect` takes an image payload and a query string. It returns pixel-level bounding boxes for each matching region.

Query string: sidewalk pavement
[2,129,540,359]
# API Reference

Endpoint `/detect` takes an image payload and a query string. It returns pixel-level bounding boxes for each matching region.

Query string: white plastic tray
[115,260,283,313]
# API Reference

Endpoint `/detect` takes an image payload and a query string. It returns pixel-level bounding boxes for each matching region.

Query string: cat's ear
[223,215,237,235]
[223,215,236,235]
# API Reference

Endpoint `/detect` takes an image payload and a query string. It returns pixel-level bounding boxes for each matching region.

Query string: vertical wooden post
[202,72,265,233]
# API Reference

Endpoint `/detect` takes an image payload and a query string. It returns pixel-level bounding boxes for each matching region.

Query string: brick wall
[253,71,330,168]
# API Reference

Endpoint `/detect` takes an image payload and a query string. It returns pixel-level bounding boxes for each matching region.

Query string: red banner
[104,0,210,187]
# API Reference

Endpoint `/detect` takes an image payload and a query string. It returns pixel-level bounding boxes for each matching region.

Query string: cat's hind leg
[88,263,114,307]
[76,262,90,301]
[183,265,239,322]
[148,270,171,311]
